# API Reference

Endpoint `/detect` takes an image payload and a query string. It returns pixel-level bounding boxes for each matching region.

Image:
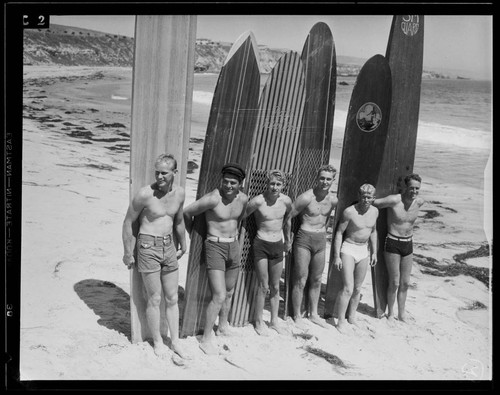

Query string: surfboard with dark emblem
[180,31,261,337]
[129,15,196,343]
[373,15,424,318]
[228,51,306,327]
[284,22,337,318]
[323,54,392,319]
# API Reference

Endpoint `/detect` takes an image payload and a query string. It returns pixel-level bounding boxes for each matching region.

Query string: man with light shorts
[183,163,248,355]
[331,183,378,334]
[122,153,189,360]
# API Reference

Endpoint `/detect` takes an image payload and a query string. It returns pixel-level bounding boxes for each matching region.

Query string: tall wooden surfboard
[129,15,196,343]
[373,15,424,318]
[180,31,261,337]
[228,51,306,327]
[284,22,337,318]
[323,54,392,319]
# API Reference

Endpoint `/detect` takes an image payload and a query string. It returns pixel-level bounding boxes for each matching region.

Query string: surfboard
[323,54,392,319]
[180,31,261,337]
[284,22,337,318]
[227,51,306,327]
[129,15,196,343]
[373,15,424,318]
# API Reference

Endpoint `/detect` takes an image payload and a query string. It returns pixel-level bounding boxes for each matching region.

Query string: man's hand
[176,248,186,260]
[123,254,135,270]
[333,256,342,271]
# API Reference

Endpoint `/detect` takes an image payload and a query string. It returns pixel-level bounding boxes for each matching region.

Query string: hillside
[23,24,451,78]
[23,24,360,74]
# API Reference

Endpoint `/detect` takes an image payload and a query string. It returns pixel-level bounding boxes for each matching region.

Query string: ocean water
[194,73,492,149]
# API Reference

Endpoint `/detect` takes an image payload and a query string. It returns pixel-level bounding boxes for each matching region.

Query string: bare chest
[143,195,179,219]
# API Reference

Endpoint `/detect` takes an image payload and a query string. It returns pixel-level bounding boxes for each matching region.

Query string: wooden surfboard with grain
[180,31,261,337]
[228,51,306,327]
[129,15,196,343]
[323,54,392,319]
[373,15,424,318]
[284,22,337,318]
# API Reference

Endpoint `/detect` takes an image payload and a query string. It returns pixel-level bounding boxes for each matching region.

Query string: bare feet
[153,342,170,359]
[254,322,270,336]
[309,314,330,329]
[269,322,290,335]
[347,317,361,329]
[336,320,351,335]
[216,324,235,337]
[386,315,397,327]
[293,316,309,331]
[199,339,218,355]
[398,312,415,323]
[171,340,192,360]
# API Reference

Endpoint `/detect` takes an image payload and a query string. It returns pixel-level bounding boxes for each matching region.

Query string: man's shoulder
[279,193,292,204]
[136,184,155,199]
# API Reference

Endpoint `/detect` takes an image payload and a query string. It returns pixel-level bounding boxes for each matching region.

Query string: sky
[50,14,492,79]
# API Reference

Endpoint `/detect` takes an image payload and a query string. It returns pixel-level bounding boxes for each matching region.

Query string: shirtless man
[122,153,189,359]
[373,173,425,323]
[331,184,378,334]
[183,163,248,355]
[285,164,338,328]
[245,169,292,336]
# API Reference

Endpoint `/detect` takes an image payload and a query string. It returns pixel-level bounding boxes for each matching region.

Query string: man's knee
[293,276,307,291]
[341,284,354,298]
[399,280,410,292]
[147,293,162,307]
[164,292,178,307]
[212,291,227,305]
[257,282,269,296]
[388,279,400,291]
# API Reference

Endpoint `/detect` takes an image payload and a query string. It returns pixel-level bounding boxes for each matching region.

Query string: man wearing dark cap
[184,162,248,355]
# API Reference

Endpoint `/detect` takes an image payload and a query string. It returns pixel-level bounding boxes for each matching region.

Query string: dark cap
[221,163,246,182]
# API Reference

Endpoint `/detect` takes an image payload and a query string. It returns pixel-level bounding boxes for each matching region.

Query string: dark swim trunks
[205,239,241,271]
[253,237,285,265]
[136,233,178,273]
[293,228,326,255]
[384,233,413,257]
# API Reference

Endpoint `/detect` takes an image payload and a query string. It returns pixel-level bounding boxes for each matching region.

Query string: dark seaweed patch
[303,346,350,369]
[421,210,441,219]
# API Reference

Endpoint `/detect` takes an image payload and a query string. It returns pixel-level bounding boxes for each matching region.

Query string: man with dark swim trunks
[285,164,338,329]
[183,163,248,355]
[374,173,425,324]
[331,184,378,334]
[245,169,292,336]
[122,153,190,360]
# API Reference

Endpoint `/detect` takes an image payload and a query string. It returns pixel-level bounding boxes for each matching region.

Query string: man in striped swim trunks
[374,173,425,324]
[285,164,338,329]
[331,184,379,334]
[183,163,248,355]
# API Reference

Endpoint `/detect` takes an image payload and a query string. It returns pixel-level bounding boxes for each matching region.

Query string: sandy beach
[17,66,492,385]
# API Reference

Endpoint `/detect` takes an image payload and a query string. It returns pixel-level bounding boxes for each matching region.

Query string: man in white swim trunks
[331,184,378,333]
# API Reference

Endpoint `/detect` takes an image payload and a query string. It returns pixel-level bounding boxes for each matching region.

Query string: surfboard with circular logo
[373,15,424,318]
[323,54,392,319]
[228,51,306,327]
[284,22,337,319]
[180,31,261,337]
[129,15,196,343]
